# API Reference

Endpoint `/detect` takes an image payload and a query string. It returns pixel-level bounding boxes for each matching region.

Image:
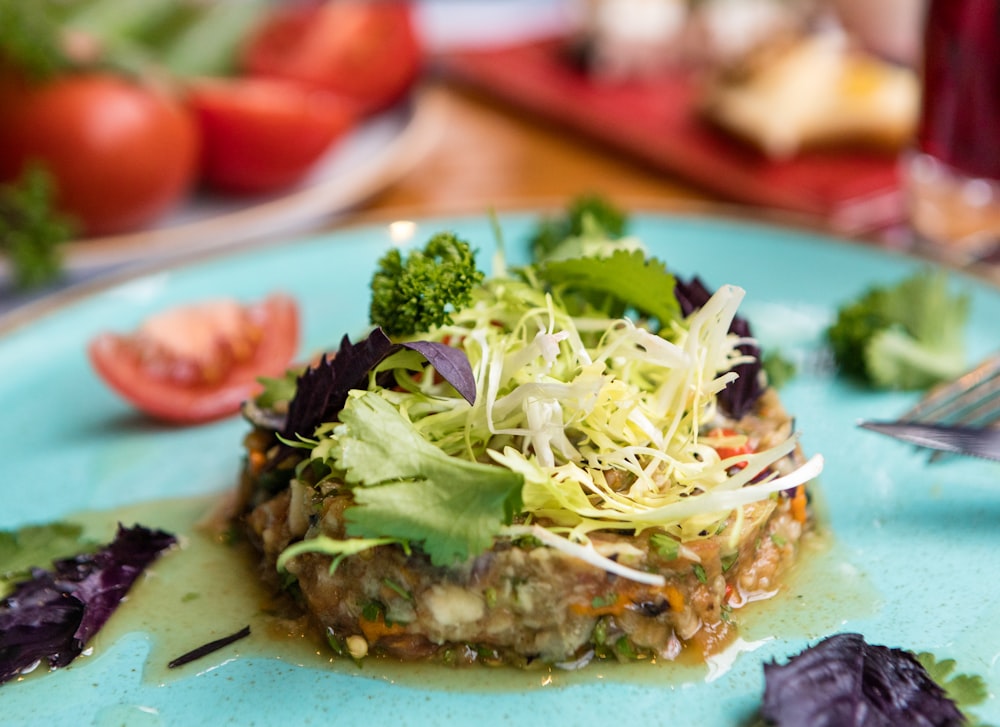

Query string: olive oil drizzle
[19,493,876,693]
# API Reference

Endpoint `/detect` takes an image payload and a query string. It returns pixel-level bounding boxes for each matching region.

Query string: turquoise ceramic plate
[2,210,998,726]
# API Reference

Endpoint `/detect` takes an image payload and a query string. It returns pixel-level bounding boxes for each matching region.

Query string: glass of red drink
[904,0,1000,259]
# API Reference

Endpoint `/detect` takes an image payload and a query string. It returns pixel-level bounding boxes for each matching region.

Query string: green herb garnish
[382,578,413,602]
[0,164,76,289]
[650,533,680,560]
[339,392,524,566]
[591,593,618,610]
[530,194,627,261]
[0,520,95,596]
[762,349,797,389]
[0,0,71,80]
[826,268,970,390]
[916,652,991,725]
[369,232,484,337]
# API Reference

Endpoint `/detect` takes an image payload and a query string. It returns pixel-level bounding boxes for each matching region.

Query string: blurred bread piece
[701,32,918,159]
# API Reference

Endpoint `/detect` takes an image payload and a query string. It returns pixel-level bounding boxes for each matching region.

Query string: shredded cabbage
[281,226,826,586]
[349,272,819,552]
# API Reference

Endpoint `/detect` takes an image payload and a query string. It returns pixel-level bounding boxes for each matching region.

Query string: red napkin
[437,39,905,234]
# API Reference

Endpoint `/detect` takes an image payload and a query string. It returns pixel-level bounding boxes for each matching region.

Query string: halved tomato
[187,77,356,195]
[240,0,421,116]
[88,294,299,424]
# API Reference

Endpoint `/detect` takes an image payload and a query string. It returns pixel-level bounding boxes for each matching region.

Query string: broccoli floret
[369,232,484,337]
[825,269,970,390]
[530,194,627,262]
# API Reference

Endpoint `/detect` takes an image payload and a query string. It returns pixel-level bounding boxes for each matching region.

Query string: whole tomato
[187,77,356,195]
[240,0,422,116]
[0,71,199,236]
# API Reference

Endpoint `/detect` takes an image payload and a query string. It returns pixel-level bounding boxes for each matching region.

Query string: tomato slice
[240,0,421,116]
[187,77,356,195]
[88,294,299,424]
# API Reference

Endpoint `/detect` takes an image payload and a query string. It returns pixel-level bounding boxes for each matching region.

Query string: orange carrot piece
[790,485,808,524]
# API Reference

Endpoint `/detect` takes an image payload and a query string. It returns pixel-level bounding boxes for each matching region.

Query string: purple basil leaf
[762,633,965,727]
[0,524,175,685]
[400,340,476,405]
[64,524,177,654]
[0,570,83,683]
[283,327,477,440]
[675,275,763,418]
[282,328,396,440]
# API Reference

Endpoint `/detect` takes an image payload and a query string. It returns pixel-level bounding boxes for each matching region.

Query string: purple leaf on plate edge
[0,523,176,685]
[762,633,965,727]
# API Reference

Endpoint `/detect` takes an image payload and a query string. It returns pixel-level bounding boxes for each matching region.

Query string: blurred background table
[361,80,710,216]
[3,0,999,323]
[0,76,728,322]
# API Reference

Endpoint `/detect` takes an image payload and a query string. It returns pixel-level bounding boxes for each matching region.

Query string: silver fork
[900,353,1000,426]
[896,352,1000,460]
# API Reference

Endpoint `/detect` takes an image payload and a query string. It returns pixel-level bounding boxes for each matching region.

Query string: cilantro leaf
[255,370,299,409]
[916,652,990,724]
[334,391,523,566]
[530,194,627,261]
[536,248,681,328]
[762,349,797,389]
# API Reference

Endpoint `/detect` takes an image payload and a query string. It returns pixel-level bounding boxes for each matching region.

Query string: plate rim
[1,196,992,338]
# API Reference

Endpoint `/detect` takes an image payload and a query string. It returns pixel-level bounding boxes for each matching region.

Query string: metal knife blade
[858,420,1000,462]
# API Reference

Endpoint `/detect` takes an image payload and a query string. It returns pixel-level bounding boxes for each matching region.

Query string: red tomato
[0,72,199,236]
[707,427,754,467]
[187,77,356,195]
[241,0,421,116]
[88,294,299,424]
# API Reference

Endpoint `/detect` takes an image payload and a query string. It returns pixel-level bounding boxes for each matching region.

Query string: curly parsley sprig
[369,232,484,337]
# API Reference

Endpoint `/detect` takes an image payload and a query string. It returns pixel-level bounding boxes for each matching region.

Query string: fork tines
[901,352,1000,427]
